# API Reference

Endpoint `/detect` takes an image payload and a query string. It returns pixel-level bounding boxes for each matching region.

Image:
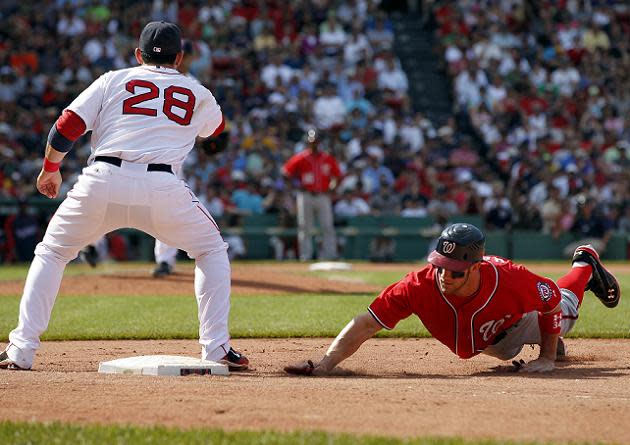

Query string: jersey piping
[434,260,499,356]
[469,261,499,353]
[368,307,392,330]
[434,269,459,355]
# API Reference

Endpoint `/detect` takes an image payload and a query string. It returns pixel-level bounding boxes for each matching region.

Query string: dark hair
[141,51,177,65]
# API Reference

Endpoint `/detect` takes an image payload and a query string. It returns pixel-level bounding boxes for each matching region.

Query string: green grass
[0,262,628,341]
[0,294,424,341]
[0,421,598,445]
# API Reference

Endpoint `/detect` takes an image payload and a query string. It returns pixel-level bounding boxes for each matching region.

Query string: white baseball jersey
[67,65,222,165]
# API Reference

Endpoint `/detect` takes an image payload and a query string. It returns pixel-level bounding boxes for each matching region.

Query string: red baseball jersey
[368,256,561,359]
[282,150,341,193]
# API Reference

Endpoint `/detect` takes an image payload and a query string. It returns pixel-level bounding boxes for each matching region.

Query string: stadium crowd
[437,0,630,249]
[0,0,629,262]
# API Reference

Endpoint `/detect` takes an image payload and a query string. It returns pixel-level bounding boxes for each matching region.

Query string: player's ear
[134,48,143,65]
[174,51,184,69]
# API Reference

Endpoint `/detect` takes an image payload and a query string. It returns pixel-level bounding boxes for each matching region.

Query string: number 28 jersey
[368,256,562,359]
[66,65,222,166]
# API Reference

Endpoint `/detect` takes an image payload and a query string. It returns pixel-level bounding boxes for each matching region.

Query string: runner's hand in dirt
[284,360,327,376]
[519,357,555,373]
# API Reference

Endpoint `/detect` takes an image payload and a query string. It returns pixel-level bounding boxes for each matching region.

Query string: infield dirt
[1,262,629,443]
[0,338,629,444]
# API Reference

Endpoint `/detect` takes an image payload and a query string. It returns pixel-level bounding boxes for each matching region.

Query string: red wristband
[43,158,61,172]
[539,311,562,334]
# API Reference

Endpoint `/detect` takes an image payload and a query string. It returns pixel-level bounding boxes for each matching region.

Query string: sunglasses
[436,267,466,279]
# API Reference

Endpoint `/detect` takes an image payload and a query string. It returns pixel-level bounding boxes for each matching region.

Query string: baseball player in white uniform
[0,21,248,371]
[152,39,197,278]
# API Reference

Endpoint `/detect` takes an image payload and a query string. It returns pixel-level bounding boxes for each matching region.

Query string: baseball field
[0,260,629,445]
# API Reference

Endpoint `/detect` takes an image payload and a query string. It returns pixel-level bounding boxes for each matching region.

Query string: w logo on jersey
[479,318,506,342]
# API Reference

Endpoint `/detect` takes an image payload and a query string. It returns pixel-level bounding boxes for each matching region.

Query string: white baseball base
[98,355,229,376]
[308,261,353,272]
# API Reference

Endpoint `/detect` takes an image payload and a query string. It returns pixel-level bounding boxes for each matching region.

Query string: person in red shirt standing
[285,223,621,374]
[282,129,341,261]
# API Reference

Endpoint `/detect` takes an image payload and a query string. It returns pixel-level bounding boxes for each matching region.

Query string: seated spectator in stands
[369,181,401,216]
[313,82,347,130]
[261,53,294,89]
[377,55,409,100]
[582,21,610,53]
[564,196,614,256]
[334,189,370,219]
[484,195,513,231]
[5,200,39,262]
[362,156,394,194]
[344,24,372,67]
[618,207,630,258]
[428,186,459,222]
[451,175,481,215]
[200,185,225,222]
[346,88,373,116]
[319,12,347,57]
[398,114,424,152]
[366,12,394,51]
[550,56,580,97]
[400,197,428,218]
[253,23,278,52]
[540,186,563,237]
[231,171,264,215]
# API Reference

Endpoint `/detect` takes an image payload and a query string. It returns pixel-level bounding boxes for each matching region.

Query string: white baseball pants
[9,160,233,365]
[483,288,580,360]
[154,239,178,267]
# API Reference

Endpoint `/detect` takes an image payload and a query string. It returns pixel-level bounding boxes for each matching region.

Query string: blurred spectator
[564,196,614,256]
[428,187,459,222]
[334,189,370,219]
[313,82,347,130]
[4,201,39,262]
[369,183,401,216]
[540,186,563,237]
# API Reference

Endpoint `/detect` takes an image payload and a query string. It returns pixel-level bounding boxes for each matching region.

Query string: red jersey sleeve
[282,152,302,178]
[368,274,415,330]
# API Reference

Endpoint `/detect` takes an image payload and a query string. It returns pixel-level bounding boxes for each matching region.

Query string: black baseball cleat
[79,245,99,268]
[152,261,173,278]
[572,245,620,308]
[219,347,249,371]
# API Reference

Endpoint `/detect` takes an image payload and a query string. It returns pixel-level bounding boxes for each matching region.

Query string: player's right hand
[284,360,320,376]
[36,169,62,199]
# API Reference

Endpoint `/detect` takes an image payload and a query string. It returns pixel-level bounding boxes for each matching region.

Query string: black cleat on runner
[572,245,620,308]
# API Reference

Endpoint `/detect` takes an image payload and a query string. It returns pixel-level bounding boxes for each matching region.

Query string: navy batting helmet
[428,223,485,272]
[305,128,319,144]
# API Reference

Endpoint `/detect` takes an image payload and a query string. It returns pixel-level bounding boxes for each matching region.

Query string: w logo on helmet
[442,241,456,254]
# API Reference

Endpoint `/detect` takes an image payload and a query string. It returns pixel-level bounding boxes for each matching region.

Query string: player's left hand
[36,169,62,199]
[519,357,555,373]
